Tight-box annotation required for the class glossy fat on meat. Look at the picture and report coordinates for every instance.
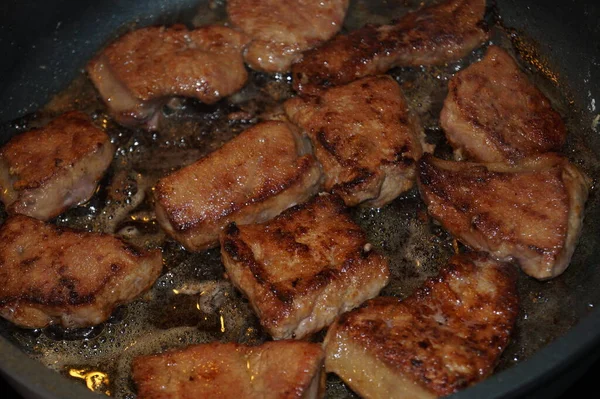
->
[132,341,325,399]
[0,215,162,329]
[87,25,249,129]
[220,193,389,340]
[154,121,322,252]
[324,252,518,399]
[227,0,348,72]
[292,0,488,94]
[417,153,591,280]
[0,111,114,221]
[440,45,566,162]
[285,75,426,207]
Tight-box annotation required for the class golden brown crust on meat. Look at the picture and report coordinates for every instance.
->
[285,75,425,207]
[440,45,566,162]
[132,340,325,399]
[227,0,348,72]
[292,0,488,94]
[220,193,389,339]
[0,215,162,328]
[0,111,114,220]
[324,252,518,398]
[417,153,591,279]
[87,25,249,127]
[154,121,322,252]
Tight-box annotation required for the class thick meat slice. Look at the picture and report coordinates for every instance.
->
[0,111,114,221]
[285,75,425,207]
[87,25,249,129]
[220,193,389,340]
[132,341,325,399]
[417,153,591,280]
[293,0,488,94]
[154,121,322,252]
[227,0,348,72]
[324,252,518,399]
[0,215,162,329]
[440,46,566,163]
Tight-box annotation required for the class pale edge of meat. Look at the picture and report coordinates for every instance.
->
[324,339,436,399]
[0,141,115,221]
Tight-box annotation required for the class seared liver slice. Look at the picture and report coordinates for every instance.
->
[285,75,426,207]
[227,0,348,72]
[0,111,114,221]
[154,121,322,252]
[441,45,566,163]
[220,193,389,339]
[324,252,518,399]
[0,215,162,329]
[133,340,325,399]
[292,0,488,94]
[87,25,249,129]
[417,153,590,280]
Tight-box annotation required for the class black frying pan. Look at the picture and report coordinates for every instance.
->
[0,0,599,398]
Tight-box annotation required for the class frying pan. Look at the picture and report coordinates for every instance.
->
[0,0,599,398]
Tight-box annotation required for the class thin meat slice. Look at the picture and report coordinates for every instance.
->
[132,341,325,399]
[220,193,389,340]
[285,75,426,207]
[417,153,591,280]
[87,25,249,129]
[0,215,162,329]
[292,0,488,94]
[227,0,348,72]
[440,45,566,162]
[154,121,322,252]
[0,111,114,221]
[324,252,518,399]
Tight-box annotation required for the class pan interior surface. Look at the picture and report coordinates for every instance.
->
[0,1,599,399]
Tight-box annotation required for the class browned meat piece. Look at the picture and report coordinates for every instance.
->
[227,0,348,72]
[440,46,566,163]
[285,75,426,207]
[417,153,591,280]
[154,121,322,252]
[220,193,389,340]
[292,0,488,94]
[0,215,162,329]
[132,340,325,399]
[324,252,518,399]
[0,111,114,221]
[87,25,249,129]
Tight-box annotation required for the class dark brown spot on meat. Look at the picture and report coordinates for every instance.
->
[19,256,40,268]
[225,222,240,237]
[222,238,240,261]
